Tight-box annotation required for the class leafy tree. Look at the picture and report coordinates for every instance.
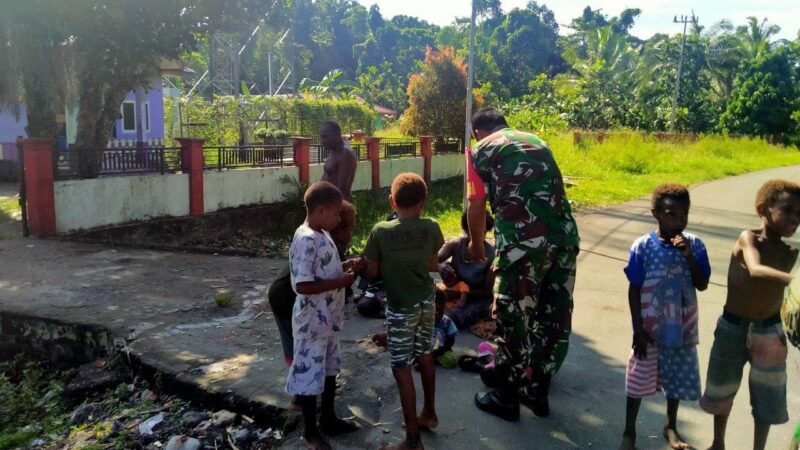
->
[299,69,357,99]
[719,46,798,138]
[401,47,480,139]
[704,20,748,102]
[490,2,564,98]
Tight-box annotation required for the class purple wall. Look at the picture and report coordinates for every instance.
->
[0,106,27,160]
[113,80,164,141]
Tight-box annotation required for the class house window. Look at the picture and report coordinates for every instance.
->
[122,101,136,132]
[120,101,151,132]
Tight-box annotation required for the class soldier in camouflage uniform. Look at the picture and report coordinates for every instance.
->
[466,108,579,421]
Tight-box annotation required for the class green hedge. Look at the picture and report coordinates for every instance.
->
[165,96,375,146]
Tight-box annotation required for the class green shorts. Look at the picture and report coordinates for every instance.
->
[386,293,435,369]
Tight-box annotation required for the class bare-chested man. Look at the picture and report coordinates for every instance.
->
[700,179,800,450]
[320,121,357,201]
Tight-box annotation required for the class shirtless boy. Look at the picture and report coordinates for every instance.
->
[700,179,800,450]
[320,121,357,200]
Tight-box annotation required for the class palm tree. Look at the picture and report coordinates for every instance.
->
[737,16,780,59]
[705,20,747,101]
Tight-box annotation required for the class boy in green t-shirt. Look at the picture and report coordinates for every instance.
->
[364,172,444,450]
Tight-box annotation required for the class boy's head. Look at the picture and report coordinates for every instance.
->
[390,172,427,213]
[435,293,445,323]
[304,181,343,231]
[755,179,800,237]
[460,211,494,235]
[330,201,356,246]
[651,183,690,239]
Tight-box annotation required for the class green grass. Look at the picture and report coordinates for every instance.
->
[350,178,464,253]
[0,196,20,223]
[546,132,800,209]
[349,133,800,251]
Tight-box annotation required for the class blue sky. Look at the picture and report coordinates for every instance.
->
[354,0,799,41]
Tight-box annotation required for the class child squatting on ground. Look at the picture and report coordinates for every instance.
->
[286,181,362,450]
[700,179,800,450]
[621,184,711,450]
[364,172,445,450]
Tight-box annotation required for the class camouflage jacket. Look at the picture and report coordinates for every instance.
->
[468,128,579,269]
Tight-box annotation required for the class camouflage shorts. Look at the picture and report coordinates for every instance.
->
[386,293,435,369]
[493,246,577,386]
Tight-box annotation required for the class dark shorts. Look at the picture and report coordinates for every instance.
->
[700,313,788,425]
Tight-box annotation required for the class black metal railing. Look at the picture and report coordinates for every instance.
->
[433,138,463,155]
[381,138,419,159]
[351,143,367,161]
[203,145,294,171]
[56,146,182,179]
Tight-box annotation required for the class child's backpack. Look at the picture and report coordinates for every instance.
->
[783,283,800,349]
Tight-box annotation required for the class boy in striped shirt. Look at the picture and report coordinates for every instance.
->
[620,184,711,450]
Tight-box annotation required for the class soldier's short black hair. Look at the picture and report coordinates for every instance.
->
[471,108,508,132]
[755,179,800,211]
[304,181,343,212]
[652,183,690,211]
[320,121,342,135]
[391,173,427,208]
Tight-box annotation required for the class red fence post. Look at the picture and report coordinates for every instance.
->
[366,137,382,193]
[292,137,311,186]
[177,138,204,216]
[419,136,433,186]
[21,139,57,237]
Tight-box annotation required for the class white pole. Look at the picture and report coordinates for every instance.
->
[463,0,477,208]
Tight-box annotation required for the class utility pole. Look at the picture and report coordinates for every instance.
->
[463,0,477,207]
[671,13,698,131]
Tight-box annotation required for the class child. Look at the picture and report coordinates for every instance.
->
[700,179,800,450]
[792,419,800,450]
[268,201,360,366]
[432,295,458,368]
[364,173,444,450]
[621,184,711,450]
[286,181,359,450]
[437,211,496,329]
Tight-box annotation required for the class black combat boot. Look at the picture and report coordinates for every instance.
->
[474,386,520,422]
[520,373,551,417]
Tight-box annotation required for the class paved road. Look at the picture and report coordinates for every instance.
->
[2,167,799,449]
[304,165,800,450]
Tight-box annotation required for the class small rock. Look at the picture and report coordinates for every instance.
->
[181,410,209,427]
[194,420,213,432]
[66,360,127,397]
[382,428,390,433]
[140,389,159,402]
[211,409,236,426]
[30,438,46,447]
[165,435,201,450]
[232,428,252,444]
[70,403,97,425]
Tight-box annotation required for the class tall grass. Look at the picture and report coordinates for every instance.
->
[545,133,800,208]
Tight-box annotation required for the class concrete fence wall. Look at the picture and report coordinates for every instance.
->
[22,135,466,235]
[204,166,299,214]
[55,174,190,232]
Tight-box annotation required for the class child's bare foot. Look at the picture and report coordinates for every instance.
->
[619,433,636,450]
[318,416,359,435]
[381,438,425,450]
[416,411,438,430]
[663,427,690,449]
[302,429,332,450]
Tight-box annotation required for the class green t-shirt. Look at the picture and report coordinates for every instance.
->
[364,217,444,310]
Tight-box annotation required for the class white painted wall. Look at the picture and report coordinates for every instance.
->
[54,174,189,232]
[379,157,425,187]
[308,161,372,192]
[431,154,464,181]
[204,166,299,213]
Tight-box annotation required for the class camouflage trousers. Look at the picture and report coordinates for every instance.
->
[492,246,577,387]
